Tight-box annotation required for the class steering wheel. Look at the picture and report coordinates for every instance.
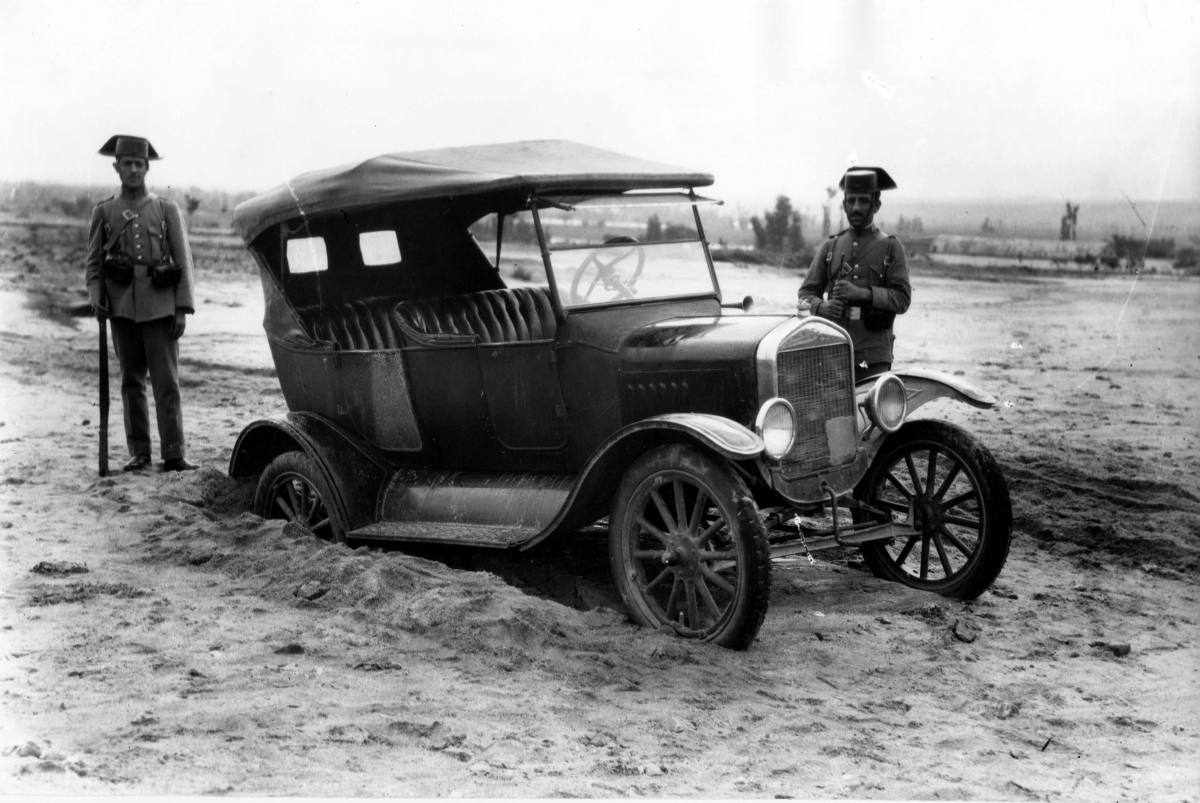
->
[569,237,646,304]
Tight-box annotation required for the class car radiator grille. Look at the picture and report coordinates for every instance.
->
[777,343,855,477]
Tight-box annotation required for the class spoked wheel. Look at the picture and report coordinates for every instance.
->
[855,420,1011,598]
[609,444,771,649]
[254,451,347,543]
[569,239,645,304]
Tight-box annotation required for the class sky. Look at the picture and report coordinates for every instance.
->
[2,0,1197,209]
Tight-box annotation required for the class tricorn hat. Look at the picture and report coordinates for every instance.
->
[98,135,161,160]
[839,166,897,193]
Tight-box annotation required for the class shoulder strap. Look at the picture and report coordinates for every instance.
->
[101,196,156,253]
[880,235,895,272]
[158,198,173,263]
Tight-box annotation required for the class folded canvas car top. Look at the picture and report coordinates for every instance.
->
[233,140,713,242]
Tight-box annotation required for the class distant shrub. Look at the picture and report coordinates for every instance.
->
[711,246,813,270]
[710,248,766,266]
[50,194,92,219]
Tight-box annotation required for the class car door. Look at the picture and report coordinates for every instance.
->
[479,340,567,451]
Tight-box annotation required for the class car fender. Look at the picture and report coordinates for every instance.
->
[522,413,763,549]
[620,413,765,458]
[850,370,998,469]
[228,413,390,531]
[889,368,998,413]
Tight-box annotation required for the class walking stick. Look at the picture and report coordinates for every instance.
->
[98,289,110,477]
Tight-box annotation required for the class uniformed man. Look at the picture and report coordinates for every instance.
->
[798,166,911,382]
[85,135,198,471]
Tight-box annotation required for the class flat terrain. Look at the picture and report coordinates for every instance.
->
[1,227,1197,799]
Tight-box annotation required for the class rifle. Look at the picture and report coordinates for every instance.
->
[97,278,110,477]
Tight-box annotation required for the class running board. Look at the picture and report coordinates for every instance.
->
[348,521,535,548]
[354,470,577,549]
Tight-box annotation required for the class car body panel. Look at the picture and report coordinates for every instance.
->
[269,340,424,452]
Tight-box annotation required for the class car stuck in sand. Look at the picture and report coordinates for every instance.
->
[227,140,1012,648]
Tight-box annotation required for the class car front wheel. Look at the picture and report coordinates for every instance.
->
[608,444,771,649]
[855,420,1012,599]
[254,451,347,543]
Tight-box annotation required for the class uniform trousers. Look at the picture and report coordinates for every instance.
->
[109,316,185,461]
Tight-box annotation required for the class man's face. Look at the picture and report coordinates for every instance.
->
[843,192,881,231]
[113,156,149,191]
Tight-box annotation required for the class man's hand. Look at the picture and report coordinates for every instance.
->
[832,280,872,305]
[93,301,110,320]
[821,298,847,318]
[170,311,187,340]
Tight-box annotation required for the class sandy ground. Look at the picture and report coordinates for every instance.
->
[0,227,1198,800]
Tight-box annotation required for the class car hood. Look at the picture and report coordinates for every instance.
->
[618,314,792,366]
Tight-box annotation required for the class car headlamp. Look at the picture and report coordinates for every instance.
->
[755,397,796,460]
[863,373,907,433]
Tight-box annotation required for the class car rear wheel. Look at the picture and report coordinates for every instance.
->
[608,444,771,649]
[254,451,347,543]
[855,420,1011,599]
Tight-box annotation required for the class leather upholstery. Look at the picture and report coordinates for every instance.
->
[299,287,557,350]
[303,297,403,350]
[395,288,557,344]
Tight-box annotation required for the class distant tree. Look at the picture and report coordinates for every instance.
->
[504,215,537,244]
[663,223,696,240]
[645,214,663,242]
[751,195,804,254]
[185,194,202,217]
[1060,202,1079,241]
[896,215,924,235]
[822,186,838,238]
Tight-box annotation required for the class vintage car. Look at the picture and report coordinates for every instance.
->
[228,140,1011,649]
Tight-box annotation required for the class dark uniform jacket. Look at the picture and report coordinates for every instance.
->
[85,193,195,322]
[798,225,911,365]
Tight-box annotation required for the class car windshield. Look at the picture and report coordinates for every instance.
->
[471,193,719,309]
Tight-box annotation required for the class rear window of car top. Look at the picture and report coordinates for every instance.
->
[359,231,402,266]
[285,237,328,274]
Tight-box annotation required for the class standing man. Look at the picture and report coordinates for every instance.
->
[85,135,198,471]
[798,166,911,382]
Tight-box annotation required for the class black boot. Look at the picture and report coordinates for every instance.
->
[163,458,199,472]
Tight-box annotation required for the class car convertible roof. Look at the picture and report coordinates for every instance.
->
[232,140,714,242]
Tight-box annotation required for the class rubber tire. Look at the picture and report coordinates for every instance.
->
[856,420,1012,599]
[608,444,771,649]
[253,451,347,543]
